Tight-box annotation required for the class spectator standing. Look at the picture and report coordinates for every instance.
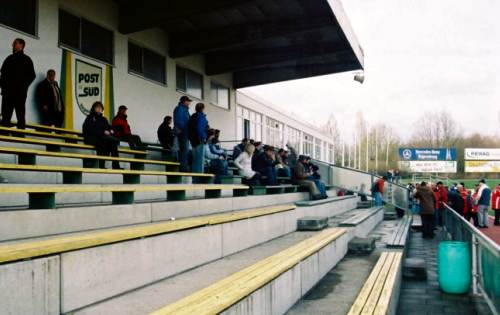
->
[253,145,278,185]
[447,186,465,216]
[112,105,143,149]
[173,96,192,171]
[234,143,261,185]
[188,103,208,177]
[157,115,174,150]
[0,38,36,129]
[475,179,491,228]
[492,184,500,226]
[468,185,480,227]
[394,169,401,184]
[36,69,64,127]
[372,176,386,206]
[82,101,121,169]
[436,181,448,226]
[414,182,436,239]
[292,155,321,200]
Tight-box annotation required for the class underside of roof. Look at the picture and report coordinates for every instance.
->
[116,0,364,88]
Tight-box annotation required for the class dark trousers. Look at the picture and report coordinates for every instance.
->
[40,110,64,128]
[178,133,189,172]
[494,209,500,225]
[1,94,26,129]
[466,212,479,227]
[421,214,435,239]
[260,167,277,186]
[119,134,143,149]
[94,136,120,169]
[242,172,261,186]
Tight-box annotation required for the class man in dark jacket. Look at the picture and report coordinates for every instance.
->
[82,101,121,169]
[232,138,248,160]
[36,69,64,127]
[447,188,465,216]
[188,103,208,176]
[414,182,436,239]
[253,146,278,186]
[173,96,192,171]
[111,105,143,149]
[0,38,36,129]
[157,115,174,150]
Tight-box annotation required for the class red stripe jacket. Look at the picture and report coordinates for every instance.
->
[492,188,500,210]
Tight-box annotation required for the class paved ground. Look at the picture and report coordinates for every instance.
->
[397,227,493,315]
[480,217,500,246]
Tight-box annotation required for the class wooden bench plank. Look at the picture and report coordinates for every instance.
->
[0,204,295,264]
[360,252,397,315]
[23,122,83,135]
[0,126,83,141]
[0,145,178,167]
[388,216,412,248]
[373,252,403,315]
[348,252,390,315]
[0,135,145,155]
[0,163,211,178]
[150,228,347,315]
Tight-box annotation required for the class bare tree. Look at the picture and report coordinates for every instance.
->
[410,110,462,147]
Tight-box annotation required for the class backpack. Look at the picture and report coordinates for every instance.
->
[188,113,201,147]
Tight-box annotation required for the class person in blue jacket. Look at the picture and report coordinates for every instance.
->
[188,103,209,179]
[173,96,192,171]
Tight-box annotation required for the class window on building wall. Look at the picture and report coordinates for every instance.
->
[266,117,283,148]
[0,0,37,36]
[315,139,322,160]
[176,65,203,99]
[237,106,262,141]
[128,42,166,84]
[59,9,114,64]
[210,82,230,109]
[286,127,301,152]
[303,133,313,156]
[329,144,335,163]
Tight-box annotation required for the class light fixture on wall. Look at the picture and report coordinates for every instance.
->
[354,72,365,84]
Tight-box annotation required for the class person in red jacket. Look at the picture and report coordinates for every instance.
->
[468,185,480,227]
[492,184,500,226]
[436,181,448,226]
[112,105,143,149]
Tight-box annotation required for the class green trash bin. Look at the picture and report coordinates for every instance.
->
[438,241,471,294]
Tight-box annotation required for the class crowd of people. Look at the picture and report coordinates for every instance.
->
[409,180,500,239]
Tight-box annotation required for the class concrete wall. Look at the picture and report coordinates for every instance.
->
[0,196,361,313]
[221,232,350,315]
[0,0,236,143]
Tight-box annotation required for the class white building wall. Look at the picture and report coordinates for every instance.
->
[0,0,236,143]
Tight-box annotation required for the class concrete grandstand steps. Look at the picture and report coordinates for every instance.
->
[329,206,386,238]
[72,228,350,315]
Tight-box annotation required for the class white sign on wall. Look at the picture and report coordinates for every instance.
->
[464,148,500,161]
[75,59,102,116]
[399,161,457,173]
[465,161,500,173]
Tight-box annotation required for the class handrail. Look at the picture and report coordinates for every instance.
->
[443,203,500,315]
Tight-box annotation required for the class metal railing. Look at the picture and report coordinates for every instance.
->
[312,160,411,211]
[443,204,500,315]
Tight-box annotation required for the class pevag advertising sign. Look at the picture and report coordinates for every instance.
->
[75,59,102,115]
[398,148,456,161]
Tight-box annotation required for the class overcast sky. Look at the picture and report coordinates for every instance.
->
[243,0,500,141]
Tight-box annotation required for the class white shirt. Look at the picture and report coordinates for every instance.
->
[234,151,256,179]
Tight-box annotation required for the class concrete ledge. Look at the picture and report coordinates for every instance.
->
[221,232,349,315]
[0,257,60,315]
[295,196,357,219]
[340,207,385,238]
[0,193,309,241]
[60,209,298,312]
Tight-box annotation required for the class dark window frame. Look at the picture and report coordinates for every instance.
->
[127,40,166,86]
[176,64,203,100]
[58,8,115,66]
[210,81,230,110]
[0,0,39,38]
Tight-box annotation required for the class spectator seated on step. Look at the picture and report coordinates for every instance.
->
[292,155,323,200]
[252,145,278,186]
[204,129,228,184]
[276,148,291,178]
[157,115,175,151]
[232,138,249,160]
[304,156,328,199]
[209,129,227,158]
[233,143,261,186]
[112,105,144,149]
[82,101,121,169]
